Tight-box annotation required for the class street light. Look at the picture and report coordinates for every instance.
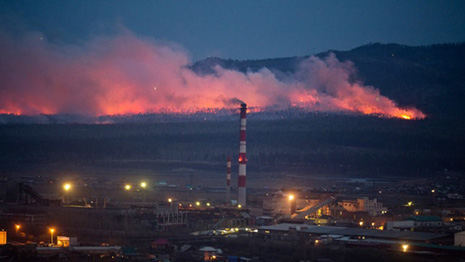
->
[15,224,20,237]
[63,183,71,204]
[124,184,132,191]
[49,228,55,245]
[63,183,71,191]
[140,182,148,204]
[402,244,409,252]
[288,194,296,215]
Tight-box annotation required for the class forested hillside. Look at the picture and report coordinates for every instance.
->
[1,115,464,178]
[193,43,465,118]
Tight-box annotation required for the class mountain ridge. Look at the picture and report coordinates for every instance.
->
[192,42,465,118]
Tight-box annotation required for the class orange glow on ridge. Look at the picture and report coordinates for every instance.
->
[0,31,426,120]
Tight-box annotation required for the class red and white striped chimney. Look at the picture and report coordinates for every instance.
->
[226,155,231,202]
[238,103,247,206]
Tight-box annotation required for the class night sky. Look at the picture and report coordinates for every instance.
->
[1,0,464,61]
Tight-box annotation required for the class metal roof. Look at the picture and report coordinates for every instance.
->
[259,223,449,241]
[406,216,442,222]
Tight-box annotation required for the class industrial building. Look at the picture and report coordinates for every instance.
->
[258,223,452,244]
[337,197,388,216]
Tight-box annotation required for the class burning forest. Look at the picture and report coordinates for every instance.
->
[0,29,425,120]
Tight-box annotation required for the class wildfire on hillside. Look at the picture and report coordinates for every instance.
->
[0,30,425,120]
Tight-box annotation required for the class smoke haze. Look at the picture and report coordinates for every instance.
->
[0,29,425,119]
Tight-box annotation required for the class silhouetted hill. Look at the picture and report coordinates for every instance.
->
[192,43,465,118]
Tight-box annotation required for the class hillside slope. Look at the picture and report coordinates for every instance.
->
[192,43,465,118]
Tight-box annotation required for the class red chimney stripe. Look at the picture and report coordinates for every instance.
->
[240,130,246,141]
[238,175,246,187]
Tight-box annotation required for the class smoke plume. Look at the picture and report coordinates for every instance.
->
[0,29,425,119]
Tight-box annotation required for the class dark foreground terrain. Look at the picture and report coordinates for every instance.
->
[1,114,464,181]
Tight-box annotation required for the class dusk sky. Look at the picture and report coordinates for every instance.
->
[1,0,464,61]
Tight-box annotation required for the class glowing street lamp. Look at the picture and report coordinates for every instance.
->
[139,182,148,204]
[288,194,296,215]
[63,183,71,204]
[49,228,55,245]
[238,204,242,209]
[15,224,20,236]
[63,183,71,191]
[124,184,132,191]
[402,244,409,252]
[196,201,200,206]
[168,198,173,211]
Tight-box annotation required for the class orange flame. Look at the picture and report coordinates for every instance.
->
[402,115,411,120]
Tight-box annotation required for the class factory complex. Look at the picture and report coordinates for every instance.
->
[1,103,465,261]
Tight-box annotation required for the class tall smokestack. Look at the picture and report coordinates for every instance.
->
[226,156,231,202]
[238,103,247,206]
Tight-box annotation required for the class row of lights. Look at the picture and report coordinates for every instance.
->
[14,224,56,245]
[61,181,150,192]
[177,201,213,207]
[124,182,147,191]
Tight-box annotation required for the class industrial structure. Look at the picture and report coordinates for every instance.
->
[237,103,247,206]
[226,156,231,202]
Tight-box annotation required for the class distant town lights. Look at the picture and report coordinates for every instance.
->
[124,184,131,190]
[140,182,147,188]
[288,194,294,201]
